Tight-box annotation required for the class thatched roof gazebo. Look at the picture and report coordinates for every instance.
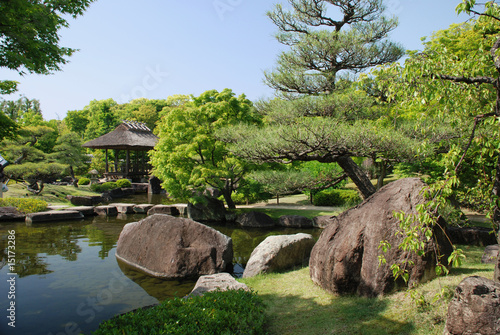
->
[83,121,158,182]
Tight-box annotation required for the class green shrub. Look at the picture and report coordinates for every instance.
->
[0,197,48,213]
[93,289,266,335]
[313,189,361,207]
[115,179,132,188]
[91,181,118,193]
[78,177,91,186]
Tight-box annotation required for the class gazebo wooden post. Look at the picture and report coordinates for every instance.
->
[126,150,130,178]
[114,150,119,172]
[105,149,109,174]
[141,151,145,173]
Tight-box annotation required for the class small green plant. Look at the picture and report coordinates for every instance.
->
[91,181,118,193]
[78,177,91,186]
[313,188,361,207]
[92,289,266,335]
[0,197,48,213]
[115,178,132,188]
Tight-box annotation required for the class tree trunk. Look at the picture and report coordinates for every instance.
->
[222,188,236,210]
[376,161,387,190]
[69,165,78,188]
[336,155,377,199]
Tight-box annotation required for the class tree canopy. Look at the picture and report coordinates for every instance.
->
[150,89,261,209]
[219,0,408,199]
[0,0,95,76]
[264,0,404,96]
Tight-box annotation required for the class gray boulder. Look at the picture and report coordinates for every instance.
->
[66,195,103,206]
[443,276,500,335]
[309,178,453,297]
[187,273,249,298]
[187,196,226,222]
[243,233,316,278]
[446,226,497,246]
[278,215,313,228]
[236,211,275,228]
[481,245,499,264]
[115,214,233,279]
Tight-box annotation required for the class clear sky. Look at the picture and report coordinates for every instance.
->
[0,0,472,121]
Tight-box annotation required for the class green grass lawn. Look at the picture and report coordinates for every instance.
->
[240,245,495,335]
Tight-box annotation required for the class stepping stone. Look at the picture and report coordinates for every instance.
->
[110,203,136,214]
[147,205,180,216]
[26,210,84,224]
[133,204,154,214]
[63,206,96,217]
[94,206,118,216]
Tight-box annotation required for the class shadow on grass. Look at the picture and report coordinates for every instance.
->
[259,292,414,335]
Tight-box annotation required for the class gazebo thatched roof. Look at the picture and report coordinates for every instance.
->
[83,121,158,151]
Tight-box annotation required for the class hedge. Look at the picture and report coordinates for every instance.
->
[313,189,361,207]
[93,289,266,335]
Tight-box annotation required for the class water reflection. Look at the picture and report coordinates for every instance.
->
[117,259,196,300]
[0,210,322,335]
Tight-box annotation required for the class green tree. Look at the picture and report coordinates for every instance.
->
[0,0,95,76]
[64,109,90,137]
[49,132,88,187]
[220,0,405,199]
[83,99,119,141]
[0,111,18,142]
[113,98,170,131]
[150,89,261,209]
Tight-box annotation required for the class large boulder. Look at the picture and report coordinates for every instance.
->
[243,233,316,278]
[443,276,500,335]
[66,195,104,206]
[187,273,249,298]
[278,215,313,228]
[115,214,233,279]
[236,211,275,228]
[446,226,497,246]
[309,178,453,297]
[187,196,226,222]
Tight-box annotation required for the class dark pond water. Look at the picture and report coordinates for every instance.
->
[0,202,321,335]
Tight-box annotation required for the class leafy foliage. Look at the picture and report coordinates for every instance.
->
[0,197,48,213]
[151,89,261,209]
[77,177,91,186]
[0,0,95,75]
[93,289,266,335]
[90,181,117,193]
[312,188,361,207]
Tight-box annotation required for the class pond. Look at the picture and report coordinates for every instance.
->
[0,207,322,335]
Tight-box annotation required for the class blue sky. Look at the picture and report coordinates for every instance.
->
[0,0,471,121]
